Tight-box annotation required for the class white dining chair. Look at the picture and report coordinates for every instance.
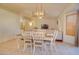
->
[16,33,24,51]
[44,30,58,53]
[33,32,45,54]
[22,31,33,52]
[50,30,58,52]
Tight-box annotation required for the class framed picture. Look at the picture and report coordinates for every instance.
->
[41,24,49,29]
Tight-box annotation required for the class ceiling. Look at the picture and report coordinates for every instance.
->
[0,3,72,19]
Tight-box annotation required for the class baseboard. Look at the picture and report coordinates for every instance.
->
[0,36,15,43]
[55,39,63,42]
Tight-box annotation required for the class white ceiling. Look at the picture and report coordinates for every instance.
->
[0,3,72,19]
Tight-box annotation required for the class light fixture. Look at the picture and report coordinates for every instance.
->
[33,4,44,19]
[29,22,32,26]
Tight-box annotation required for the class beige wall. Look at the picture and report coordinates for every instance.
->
[0,8,20,43]
[32,18,58,29]
[22,17,58,30]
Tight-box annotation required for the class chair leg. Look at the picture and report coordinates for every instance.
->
[23,41,26,51]
[33,46,35,55]
[42,42,46,53]
[52,43,57,52]
[51,43,57,53]
[42,44,44,55]
[50,42,53,54]
[17,39,24,51]
[30,45,33,53]
[16,39,20,49]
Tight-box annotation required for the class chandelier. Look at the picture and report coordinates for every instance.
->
[33,4,44,19]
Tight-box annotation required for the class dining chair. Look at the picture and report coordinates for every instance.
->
[22,31,33,52]
[50,30,58,52]
[16,33,24,51]
[44,30,58,53]
[33,32,45,54]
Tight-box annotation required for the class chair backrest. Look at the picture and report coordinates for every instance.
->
[22,31,32,39]
[33,32,45,40]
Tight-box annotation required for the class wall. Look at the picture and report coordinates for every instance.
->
[58,4,79,45]
[31,18,58,30]
[0,8,20,43]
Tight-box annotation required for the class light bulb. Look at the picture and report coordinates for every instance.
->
[29,22,32,26]
[39,16,42,19]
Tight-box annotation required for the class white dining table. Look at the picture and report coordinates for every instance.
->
[22,30,54,41]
